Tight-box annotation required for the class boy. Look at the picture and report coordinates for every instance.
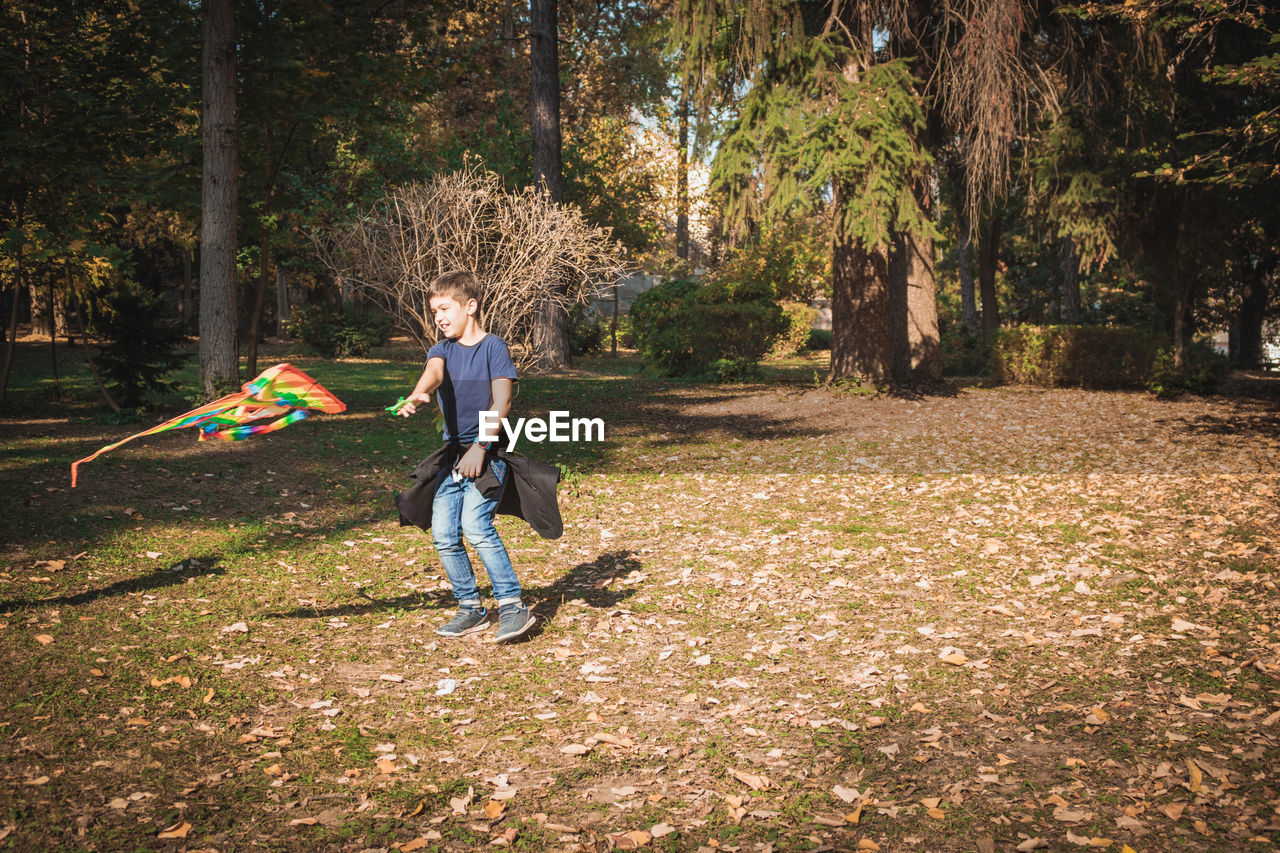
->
[397,270,536,643]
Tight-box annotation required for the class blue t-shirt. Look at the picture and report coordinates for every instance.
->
[426,334,518,443]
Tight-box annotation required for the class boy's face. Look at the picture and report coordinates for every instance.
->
[429,294,477,339]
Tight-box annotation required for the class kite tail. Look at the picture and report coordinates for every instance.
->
[202,409,309,441]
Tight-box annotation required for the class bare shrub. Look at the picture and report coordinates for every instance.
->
[317,167,625,370]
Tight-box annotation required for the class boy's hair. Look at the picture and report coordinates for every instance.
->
[428,270,483,308]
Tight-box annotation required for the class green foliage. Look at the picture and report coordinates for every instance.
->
[1029,110,1119,272]
[940,327,991,377]
[1148,339,1230,397]
[712,48,933,250]
[714,219,831,302]
[568,306,608,357]
[770,303,816,358]
[284,304,391,358]
[630,278,786,379]
[564,115,665,257]
[805,328,832,350]
[991,325,1166,389]
[88,280,189,408]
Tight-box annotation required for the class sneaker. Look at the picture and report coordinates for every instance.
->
[494,603,536,643]
[436,606,492,637]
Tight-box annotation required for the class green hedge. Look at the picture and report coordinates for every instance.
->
[991,325,1228,393]
[770,302,817,357]
[992,326,1164,389]
[631,278,786,380]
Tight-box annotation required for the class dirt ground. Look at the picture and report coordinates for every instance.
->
[1,360,1278,852]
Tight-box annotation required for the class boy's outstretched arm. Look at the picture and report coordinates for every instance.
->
[454,377,513,477]
[397,357,445,418]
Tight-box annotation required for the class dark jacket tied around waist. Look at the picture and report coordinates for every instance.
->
[395,443,564,540]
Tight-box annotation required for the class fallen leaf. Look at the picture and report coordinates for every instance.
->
[833,785,859,803]
[729,768,770,790]
[221,622,248,634]
[483,799,506,819]
[379,674,404,683]
[449,786,474,815]
[34,634,53,646]
[857,840,880,851]
[1160,801,1187,820]
[612,830,651,848]
[1054,807,1091,822]
[375,759,397,774]
[909,702,929,713]
[490,827,518,846]
[1016,840,1048,851]
[157,821,191,839]
[650,822,676,838]
[24,776,49,786]
[1186,758,1203,794]
[289,817,318,826]
[401,838,432,852]
[560,743,592,755]
[939,651,968,666]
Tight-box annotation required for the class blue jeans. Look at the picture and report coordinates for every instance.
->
[431,457,521,607]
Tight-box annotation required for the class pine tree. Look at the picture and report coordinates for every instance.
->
[673,1,934,384]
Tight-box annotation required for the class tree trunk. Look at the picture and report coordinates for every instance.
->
[48,275,60,396]
[1,193,25,404]
[199,0,239,398]
[890,233,910,382]
[275,266,289,336]
[530,0,569,370]
[903,229,941,381]
[246,230,270,377]
[957,214,978,333]
[830,199,893,384]
[1060,237,1081,323]
[1173,281,1190,370]
[978,207,1002,339]
[68,286,120,413]
[29,283,50,338]
[676,77,690,262]
[610,280,619,357]
[180,248,193,327]
[1234,251,1274,370]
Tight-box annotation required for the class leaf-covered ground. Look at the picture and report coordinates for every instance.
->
[1,342,1278,852]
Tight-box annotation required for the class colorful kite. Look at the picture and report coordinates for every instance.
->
[71,363,346,487]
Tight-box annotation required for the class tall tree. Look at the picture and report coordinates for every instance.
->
[675,76,691,263]
[199,0,239,396]
[674,1,934,384]
[530,0,570,370]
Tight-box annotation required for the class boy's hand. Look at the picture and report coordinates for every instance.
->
[454,443,487,478]
[396,392,432,417]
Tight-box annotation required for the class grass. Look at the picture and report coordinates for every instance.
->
[0,337,1278,850]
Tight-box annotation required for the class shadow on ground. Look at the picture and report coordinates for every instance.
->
[260,550,640,632]
[0,556,225,613]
